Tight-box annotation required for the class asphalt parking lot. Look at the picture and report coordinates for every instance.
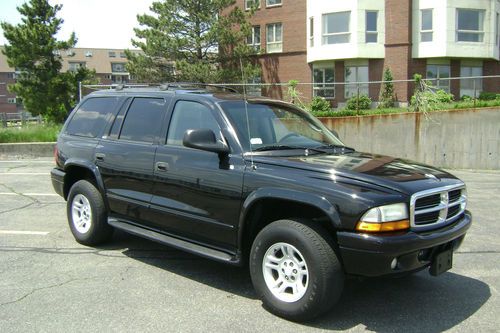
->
[0,158,499,332]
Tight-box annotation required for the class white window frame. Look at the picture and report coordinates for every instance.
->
[456,9,485,43]
[266,0,281,7]
[309,17,314,47]
[421,9,433,42]
[7,98,16,104]
[111,63,126,73]
[322,11,351,45]
[426,64,451,92]
[365,11,378,43]
[247,26,261,51]
[345,66,369,98]
[68,62,86,72]
[266,23,283,53]
[108,51,116,58]
[313,66,335,99]
[245,0,260,10]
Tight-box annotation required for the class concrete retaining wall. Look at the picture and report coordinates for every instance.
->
[319,107,500,170]
[0,142,55,158]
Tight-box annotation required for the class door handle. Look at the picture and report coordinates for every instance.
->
[155,162,169,172]
[95,153,106,161]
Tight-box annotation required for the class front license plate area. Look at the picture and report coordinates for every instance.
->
[430,249,453,276]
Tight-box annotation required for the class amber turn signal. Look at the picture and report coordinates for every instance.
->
[356,220,410,233]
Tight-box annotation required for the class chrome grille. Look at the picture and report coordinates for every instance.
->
[410,185,467,231]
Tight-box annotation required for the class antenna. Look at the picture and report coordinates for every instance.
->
[239,58,255,170]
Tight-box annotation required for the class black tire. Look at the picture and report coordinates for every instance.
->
[250,219,344,322]
[67,180,113,246]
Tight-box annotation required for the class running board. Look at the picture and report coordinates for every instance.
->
[108,219,239,265]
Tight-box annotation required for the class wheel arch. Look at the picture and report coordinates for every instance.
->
[63,159,106,201]
[238,188,342,262]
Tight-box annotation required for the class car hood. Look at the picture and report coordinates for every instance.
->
[249,151,464,194]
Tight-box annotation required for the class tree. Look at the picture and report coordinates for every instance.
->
[378,67,396,108]
[1,0,95,123]
[126,0,260,84]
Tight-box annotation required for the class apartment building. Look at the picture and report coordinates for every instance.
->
[238,0,500,105]
[0,47,134,114]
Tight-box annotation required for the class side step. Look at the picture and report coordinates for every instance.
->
[108,219,239,265]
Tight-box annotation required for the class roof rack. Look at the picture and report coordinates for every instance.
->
[82,82,239,93]
[160,82,239,93]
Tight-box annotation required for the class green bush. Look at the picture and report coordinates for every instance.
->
[346,95,372,110]
[478,91,500,100]
[435,89,454,103]
[308,96,332,113]
[0,124,61,143]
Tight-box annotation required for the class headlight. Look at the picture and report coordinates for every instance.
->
[356,203,410,233]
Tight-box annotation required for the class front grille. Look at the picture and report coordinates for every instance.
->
[410,185,467,231]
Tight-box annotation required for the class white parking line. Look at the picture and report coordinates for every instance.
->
[0,230,49,235]
[0,173,48,175]
[0,192,58,196]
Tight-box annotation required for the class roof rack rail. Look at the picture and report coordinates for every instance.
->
[161,82,239,93]
[82,82,239,94]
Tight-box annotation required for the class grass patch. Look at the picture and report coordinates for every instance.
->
[311,98,500,118]
[0,124,61,143]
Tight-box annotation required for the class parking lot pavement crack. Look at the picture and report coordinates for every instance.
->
[0,277,97,307]
[0,181,41,215]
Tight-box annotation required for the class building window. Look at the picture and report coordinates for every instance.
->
[322,12,350,44]
[365,11,378,43]
[247,26,261,51]
[345,66,369,98]
[108,51,116,58]
[120,52,126,58]
[111,63,127,73]
[246,75,262,96]
[266,23,283,53]
[111,75,128,84]
[313,67,335,99]
[421,9,433,42]
[457,9,485,42]
[85,51,93,57]
[426,64,450,92]
[68,62,86,72]
[66,50,75,57]
[245,0,260,10]
[460,66,482,98]
[7,98,16,104]
[309,17,314,47]
[266,0,281,7]
[7,73,17,79]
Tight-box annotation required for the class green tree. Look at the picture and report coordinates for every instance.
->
[1,0,95,123]
[126,0,260,83]
[378,67,396,108]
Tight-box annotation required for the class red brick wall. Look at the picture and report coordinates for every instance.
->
[483,60,500,93]
[0,72,18,114]
[450,59,461,99]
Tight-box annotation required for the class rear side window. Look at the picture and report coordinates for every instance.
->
[119,98,167,143]
[65,97,119,138]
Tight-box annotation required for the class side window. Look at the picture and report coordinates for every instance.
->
[166,101,222,146]
[119,98,167,143]
[65,97,119,138]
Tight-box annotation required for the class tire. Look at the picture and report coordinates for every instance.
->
[250,219,344,322]
[67,180,113,246]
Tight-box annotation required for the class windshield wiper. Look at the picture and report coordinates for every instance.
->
[314,144,355,152]
[253,145,325,154]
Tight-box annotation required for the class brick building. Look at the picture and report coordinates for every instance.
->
[0,47,136,114]
[236,0,500,105]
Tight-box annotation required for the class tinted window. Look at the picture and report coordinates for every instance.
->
[166,101,222,146]
[65,97,119,138]
[119,98,167,143]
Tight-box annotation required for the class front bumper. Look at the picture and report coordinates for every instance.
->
[337,211,472,277]
[51,168,65,198]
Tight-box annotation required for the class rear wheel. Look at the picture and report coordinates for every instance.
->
[67,180,113,246]
[250,219,344,321]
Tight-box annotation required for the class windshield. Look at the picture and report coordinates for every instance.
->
[219,101,345,152]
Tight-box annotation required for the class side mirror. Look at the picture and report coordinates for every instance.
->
[183,128,230,154]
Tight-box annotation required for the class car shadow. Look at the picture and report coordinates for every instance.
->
[107,231,491,331]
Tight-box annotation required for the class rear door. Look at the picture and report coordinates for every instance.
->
[96,96,170,224]
[148,98,245,252]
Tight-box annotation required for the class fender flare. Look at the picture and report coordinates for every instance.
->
[63,159,106,199]
[237,187,342,249]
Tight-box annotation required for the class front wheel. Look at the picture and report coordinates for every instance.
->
[250,219,344,321]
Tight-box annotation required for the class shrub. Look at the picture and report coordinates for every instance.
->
[478,91,500,100]
[378,68,396,108]
[460,95,472,101]
[308,96,332,113]
[346,95,372,110]
[435,89,454,103]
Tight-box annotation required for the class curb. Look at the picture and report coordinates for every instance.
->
[0,142,56,158]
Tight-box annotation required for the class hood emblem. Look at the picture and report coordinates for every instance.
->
[425,173,438,180]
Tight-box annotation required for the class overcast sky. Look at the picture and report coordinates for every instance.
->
[0,0,155,49]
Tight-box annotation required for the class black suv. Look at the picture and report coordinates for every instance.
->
[51,86,471,321]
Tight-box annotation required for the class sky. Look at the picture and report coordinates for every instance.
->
[0,0,155,49]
